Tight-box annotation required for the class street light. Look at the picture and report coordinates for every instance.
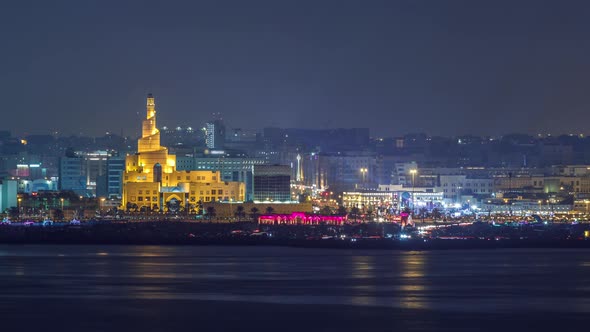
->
[359,168,368,188]
[409,169,417,214]
[229,198,234,221]
[60,198,64,210]
[17,197,22,220]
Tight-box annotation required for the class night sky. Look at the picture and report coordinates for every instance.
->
[2,0,590,137]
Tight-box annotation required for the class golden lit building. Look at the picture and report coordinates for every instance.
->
[122,94,245,211]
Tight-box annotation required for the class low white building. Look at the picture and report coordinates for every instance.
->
[0,180,18,212]
[437,175,494,201]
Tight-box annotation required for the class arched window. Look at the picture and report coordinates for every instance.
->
[153,163,162,183]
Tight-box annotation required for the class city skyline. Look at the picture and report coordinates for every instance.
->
[3,3,590,331]
[2,0,590,137]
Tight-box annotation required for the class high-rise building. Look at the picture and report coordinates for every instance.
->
[253,165,292,202]
[122,94,244,211]
[107,156,125,199]
[205,119,226,150]
[59,157,86,195]
[59,150,110,197]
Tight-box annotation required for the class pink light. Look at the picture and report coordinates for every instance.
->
[258,212,346,225]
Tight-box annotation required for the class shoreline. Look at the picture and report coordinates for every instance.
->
[1,236,589,250]
[1,221,589,250]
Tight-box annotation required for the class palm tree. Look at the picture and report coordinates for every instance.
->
[265,206,275,214]
[432,208,442,220]
[196,200,203,215]
[320,206,333,215]
[235,205,245,221]
[250,207,260,220]
[419,207,428,223]
[206,206,216,221]
[7,207,19,220]
[54,208,64,220]
[349,207,361,222]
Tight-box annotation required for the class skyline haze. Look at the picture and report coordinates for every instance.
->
[2,0,590,137]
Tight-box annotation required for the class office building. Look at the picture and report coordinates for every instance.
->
[205,119,226,150]
[253,165,291,202]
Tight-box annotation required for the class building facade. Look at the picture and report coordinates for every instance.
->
[59,150,110,197]
[0,179,17,212]
[253,165,291,202]
[176,155,266,201]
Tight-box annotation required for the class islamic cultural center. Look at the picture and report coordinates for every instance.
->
[122,94,245,211]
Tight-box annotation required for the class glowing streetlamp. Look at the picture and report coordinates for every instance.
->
[409,169,417,214]
[17,197,22,220]
[359,168,368,188]
[229,198,234,221]
[60,198,64,211]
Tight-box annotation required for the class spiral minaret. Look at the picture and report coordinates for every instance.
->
[138,93,164,153]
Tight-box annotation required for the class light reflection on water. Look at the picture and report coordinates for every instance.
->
[398,252,428,310]
[0,246,590,313]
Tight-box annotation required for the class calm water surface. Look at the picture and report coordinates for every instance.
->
[0,245,589,331]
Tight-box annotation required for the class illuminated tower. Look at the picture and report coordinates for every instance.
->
[122,94,244,211]
[296,154,302,182]
[138,93,163,153]
[125,94,175,175]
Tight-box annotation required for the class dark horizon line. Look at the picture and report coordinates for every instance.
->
[3,127,588,140]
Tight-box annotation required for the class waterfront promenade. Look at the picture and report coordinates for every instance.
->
[1,220,589,249]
